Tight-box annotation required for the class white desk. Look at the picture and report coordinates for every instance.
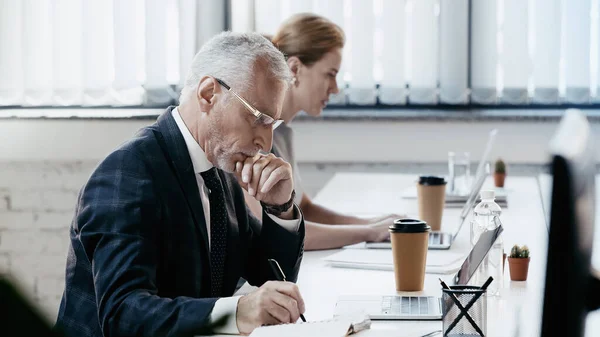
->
[292,174,545,336]
[209,173,600,336]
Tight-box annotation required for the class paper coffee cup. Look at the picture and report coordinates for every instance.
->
[416,175,446,231]
[389,219,431,291]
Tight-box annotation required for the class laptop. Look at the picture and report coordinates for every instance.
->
[364,129,498,250]
[334,225,504,320]
[399,129,505,208]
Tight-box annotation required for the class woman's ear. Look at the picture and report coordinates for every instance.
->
[287,56,302,77]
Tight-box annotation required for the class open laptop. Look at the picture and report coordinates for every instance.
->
[400,129,505,207]
[364,129,498,250]
[334,225,503,320]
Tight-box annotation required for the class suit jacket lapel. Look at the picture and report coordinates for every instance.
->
[155,107,210,261]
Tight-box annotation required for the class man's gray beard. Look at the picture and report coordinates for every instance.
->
[215,153,235,173]
[208,130,258,173]
[206,122,234,172]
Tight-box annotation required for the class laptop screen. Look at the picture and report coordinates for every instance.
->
[454,225,504,285]
[458,129,498,221]
[453,170,489,239]
[451,129,498,239]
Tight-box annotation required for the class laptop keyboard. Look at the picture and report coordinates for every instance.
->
[381,296,437,316]
[429,232,443,245]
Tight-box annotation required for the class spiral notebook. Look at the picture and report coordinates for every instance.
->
[248,315,371,337]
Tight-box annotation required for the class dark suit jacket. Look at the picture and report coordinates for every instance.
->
[55,107,305,337]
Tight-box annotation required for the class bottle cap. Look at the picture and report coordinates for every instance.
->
[480,190,495,200]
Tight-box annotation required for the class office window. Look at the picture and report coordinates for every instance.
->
[0,0,226,108]
[246,0,600,106]
[1,0,599,109]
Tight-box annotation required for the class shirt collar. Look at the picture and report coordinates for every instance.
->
[171,107,214,174]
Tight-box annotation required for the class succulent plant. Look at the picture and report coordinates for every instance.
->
[495,158,506,174]
[509,244,530,258]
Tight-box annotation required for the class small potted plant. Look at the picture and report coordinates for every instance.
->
[494,158,506,188]
[508,244,530,281]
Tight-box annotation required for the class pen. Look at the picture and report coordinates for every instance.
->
[480,276,494,290]
[268,259,307,322]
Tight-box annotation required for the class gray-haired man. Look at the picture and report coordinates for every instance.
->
[55,32,306,337]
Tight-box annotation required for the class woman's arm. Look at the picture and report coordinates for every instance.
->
[299,193,406,225]
[243,190,393,251]
[298,193,371,224]
[302,221,390,250]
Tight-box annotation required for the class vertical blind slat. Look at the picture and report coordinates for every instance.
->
[22,0,53,106]
[82,0,113,106]
[379,0,407,105]
[501,0,530,104]
[471,0,498,104]
[408,0,439,104]
[0,0,24,105]
[114,0,144,106]
[347,0,376,105]
[595,0,600,101]
[564,0,592,103]
[439,0,468,104]
[533,0,561,103]
[145,0,173,105]
[255,0,282,34]
[53,0,83,106]
[231,0,255,32]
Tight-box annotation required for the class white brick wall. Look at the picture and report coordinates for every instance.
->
[0,189,9,211]
[0,252,10,272]
[0,161,95,322]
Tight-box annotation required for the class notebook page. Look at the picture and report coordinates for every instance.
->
[248,319,350,337]
[249,316,370,337]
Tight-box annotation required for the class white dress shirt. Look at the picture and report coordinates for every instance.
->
[171,107,301,334]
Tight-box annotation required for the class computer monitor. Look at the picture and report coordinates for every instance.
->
[540,109,600,337]
[0,275,62,336]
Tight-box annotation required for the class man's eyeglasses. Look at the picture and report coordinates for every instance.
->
[216,78,284,130]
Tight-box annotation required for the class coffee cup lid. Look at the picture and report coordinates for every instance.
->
[418,175,447,186]
[389,219,431,233]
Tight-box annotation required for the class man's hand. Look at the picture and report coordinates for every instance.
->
[236,281,306,335]
[235,153,294,206]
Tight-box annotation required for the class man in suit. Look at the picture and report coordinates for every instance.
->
[55,32,306,337]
